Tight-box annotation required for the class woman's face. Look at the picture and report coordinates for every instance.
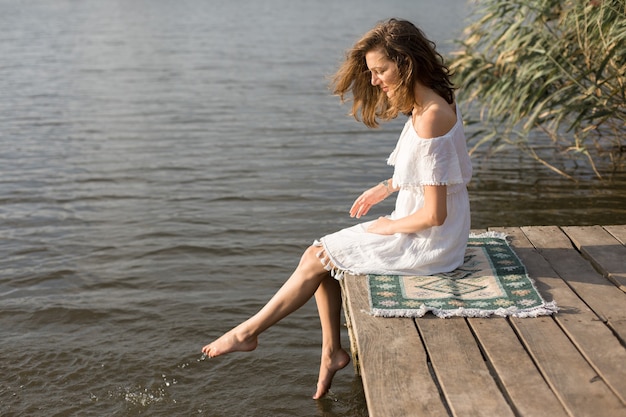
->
[365,49,400,97]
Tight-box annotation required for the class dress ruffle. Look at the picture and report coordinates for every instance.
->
[387,110,466,191]
[313,240,349,280]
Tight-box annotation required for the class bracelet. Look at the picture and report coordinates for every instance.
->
[381,179,392,195]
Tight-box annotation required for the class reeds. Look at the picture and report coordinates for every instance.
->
[451,0,625,179]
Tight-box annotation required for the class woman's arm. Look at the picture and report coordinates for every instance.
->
[367,184,447,234]
[350,178,398,219]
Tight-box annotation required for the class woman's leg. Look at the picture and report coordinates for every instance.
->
[312,274,351,399]
[202,245,330,358]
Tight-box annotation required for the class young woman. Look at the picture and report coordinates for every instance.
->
[202,18,472,400]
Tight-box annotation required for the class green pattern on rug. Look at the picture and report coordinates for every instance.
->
[368,233,558,318]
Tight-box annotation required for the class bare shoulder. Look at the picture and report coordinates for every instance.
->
[413,102,457,139]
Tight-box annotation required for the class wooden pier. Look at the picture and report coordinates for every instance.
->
[340,225,626,417]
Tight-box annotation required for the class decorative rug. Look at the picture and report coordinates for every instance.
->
[368,233,558,318]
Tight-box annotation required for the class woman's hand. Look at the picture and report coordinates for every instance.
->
[349,182,392,219]
[366,216,395,235]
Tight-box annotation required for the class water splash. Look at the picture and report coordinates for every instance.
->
[123,386,166,407]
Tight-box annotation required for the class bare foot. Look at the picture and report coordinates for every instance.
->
[202,327,258,358]
[312,348,351,399]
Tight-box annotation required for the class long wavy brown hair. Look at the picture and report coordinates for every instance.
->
[332,18,455,128]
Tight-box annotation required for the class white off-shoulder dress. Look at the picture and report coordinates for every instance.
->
[315,104,472,279]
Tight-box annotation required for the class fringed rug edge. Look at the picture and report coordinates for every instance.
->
[369,300,559,319]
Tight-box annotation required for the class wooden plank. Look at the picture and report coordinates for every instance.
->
[341,274,448,417]
[417,316,515,417]
[494,227,626,416]
[521,226,626,405]
[562,225,626,292]
[512,315,626,417]
[605,225,626,246]
[467,317,569,417]
[340,280,360,375]
[522,225,626,344]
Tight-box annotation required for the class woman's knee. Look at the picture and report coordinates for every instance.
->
[300,245,327,273]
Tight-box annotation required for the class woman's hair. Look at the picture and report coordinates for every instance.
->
[332,18,455,128]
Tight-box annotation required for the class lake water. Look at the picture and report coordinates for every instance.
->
[1,0,625,416]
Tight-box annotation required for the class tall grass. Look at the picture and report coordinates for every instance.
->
[451,0,625,179]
